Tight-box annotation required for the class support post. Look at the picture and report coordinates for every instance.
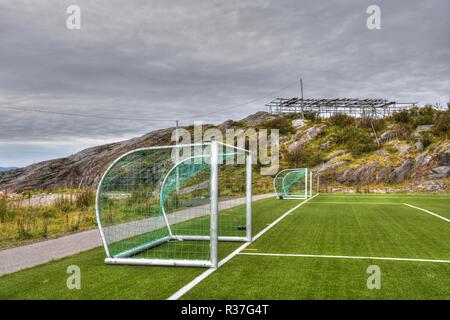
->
[246,151,252,242]
[317,174,320,193]
[210,140,219,268]
[310,170,313,198]
[304,168,308,199]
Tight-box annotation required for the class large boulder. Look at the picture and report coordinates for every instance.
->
[292,119,307,129]
[434,143,450,166]
[389,159,414,183]
[429,166,450,179]
[413,125,433,138]
[336,161,380,184]
[288,125,324,152]
[378,129,402,143]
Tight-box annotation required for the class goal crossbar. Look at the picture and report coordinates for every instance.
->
[96,141,252,268]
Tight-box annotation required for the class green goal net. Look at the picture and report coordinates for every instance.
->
[273,168,315,199]
[95,141,252,268]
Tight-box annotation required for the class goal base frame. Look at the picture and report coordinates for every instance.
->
[105,257,214,268]
[96,141,253,269]
[107,234,250,268]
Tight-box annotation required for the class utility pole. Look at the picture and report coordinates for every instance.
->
[299,77,305,119]
[300,78,304,100]
[175,120,180,194]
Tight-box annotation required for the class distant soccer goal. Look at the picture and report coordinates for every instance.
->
[95,141,252,268]
[273,168,317,199]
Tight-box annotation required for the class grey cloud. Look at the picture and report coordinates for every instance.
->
[0,0,448,166]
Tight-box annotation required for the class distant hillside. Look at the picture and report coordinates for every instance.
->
[0,107,449,193]
[0,112,271,191]
[0,167,18,172]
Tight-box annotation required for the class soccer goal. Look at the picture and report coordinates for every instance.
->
[95,141,252,268]
[273,168,316,199]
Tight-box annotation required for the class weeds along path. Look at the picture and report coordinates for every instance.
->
[0,193,275,276]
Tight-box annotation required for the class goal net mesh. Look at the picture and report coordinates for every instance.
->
[274,168,308,199]
[96,143,250,266]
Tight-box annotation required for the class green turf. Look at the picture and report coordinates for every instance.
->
[0,197,296,300]
[253,200,450,259]
[183,255,450,299]
[183,194,450,299]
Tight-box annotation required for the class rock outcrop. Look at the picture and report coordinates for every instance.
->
[316,141,449,192]
[1,111,449,193]
[288,125,324,152]
[0,128,174,191]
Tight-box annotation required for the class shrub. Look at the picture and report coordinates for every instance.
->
[16,214,33,240]
[420,131,433,149]
[358,118,386,132]
[258,116,295,134]
[334,126,377,155]
[327,113,355,127]
[40,209,53,239]
[413,105,434,127]
[433,111,450,138]
[75,189,95,209]
[54,196,74,213]
[284,144,324,168]
[0,193,7,223]
[393,110,412,124]
[303,111,319,121]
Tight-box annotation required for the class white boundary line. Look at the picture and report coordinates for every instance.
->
[238,252,450,263]
[318,195,450,199]
[404,203,450,223]
[307,202,403,205]
[166,194,319,300]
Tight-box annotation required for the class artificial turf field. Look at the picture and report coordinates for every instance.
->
[0,194,449,300]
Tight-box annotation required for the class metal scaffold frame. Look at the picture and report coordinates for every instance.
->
[266,98,416,119]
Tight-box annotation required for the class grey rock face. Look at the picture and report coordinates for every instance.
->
[415,141,424,152]
[413,125,433,138]
[288,125,324,152]
[429,166,450,179]
[240,111,274,127]
[436,149,450,166]
[324,150,348,162]
[378,129,401,143]
[0,128,174,191]
[292,119,307,129]
[390,159,414,183]
[336,161,380,184]
[398,145,414,156]
[316,159,350,173]
[415,151,432,166]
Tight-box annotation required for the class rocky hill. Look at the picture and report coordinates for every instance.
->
[0,108,449,193]
[0,112,273,192]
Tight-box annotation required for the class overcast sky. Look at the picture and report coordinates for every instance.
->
[0,0,449,167]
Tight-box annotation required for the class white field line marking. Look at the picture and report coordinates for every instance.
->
[319,195,450,199]
[238,252,450,264]
[404,203,450,223]
[307,202,403,205]
[167,194,319,300]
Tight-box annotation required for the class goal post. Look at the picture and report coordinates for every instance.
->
[273,168,315,199]
[95,141,252,268]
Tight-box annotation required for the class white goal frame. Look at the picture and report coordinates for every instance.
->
[95,141,252,268]
[273,168,314,200]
